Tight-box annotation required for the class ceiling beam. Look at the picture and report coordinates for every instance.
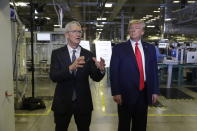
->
[108,0,128,21]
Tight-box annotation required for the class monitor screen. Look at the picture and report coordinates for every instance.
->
[158,43,168,48]
[37,33,51,41]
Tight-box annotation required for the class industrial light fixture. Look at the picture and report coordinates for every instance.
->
[9,2,29,7]
[165,18,172,21]
[96,29,103,31]
[173,1,180,3]
[25,28,29,32]
[54,25,61,27]
[147,25,155,28]
[45,17,51,20]
[34,10,38,14]
[153,10,160,13]
[97,18,107,21]
[188,1,196,3]
[96,24,104,27]
[146,15,153,17]
[105,3,113,8]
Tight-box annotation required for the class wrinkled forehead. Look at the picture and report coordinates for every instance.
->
[69,25,81,30]
[130,23,142,28]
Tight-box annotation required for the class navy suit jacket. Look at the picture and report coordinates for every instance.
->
[110,40,160,105]
[50,45,105,114]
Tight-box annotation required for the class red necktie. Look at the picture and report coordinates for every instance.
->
[135,42,144,90]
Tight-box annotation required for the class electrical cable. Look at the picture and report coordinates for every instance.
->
[10,0,23,25]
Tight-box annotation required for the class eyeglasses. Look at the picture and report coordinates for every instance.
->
[129,27,143,30]
[68,30,83,34]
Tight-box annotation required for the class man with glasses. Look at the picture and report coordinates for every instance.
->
[50,21,105,131]
[110,19,160,131]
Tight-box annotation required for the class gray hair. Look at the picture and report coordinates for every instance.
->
[64,21,81,32]
[128,19,145,31]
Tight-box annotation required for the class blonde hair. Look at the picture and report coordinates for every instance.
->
[128,19,145,30]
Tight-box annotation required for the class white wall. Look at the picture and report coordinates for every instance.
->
[0,0,15,131]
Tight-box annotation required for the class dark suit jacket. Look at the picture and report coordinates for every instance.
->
[50,45,105,114]
[110,40,160,105]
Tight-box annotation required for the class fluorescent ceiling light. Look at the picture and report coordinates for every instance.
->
[34,16,38,19]
[54,25,61,27]
[153,10,160,13]
[165,18,172,21]
[105,3,113,8]
[45,17,51,20]
[146,15,153,17]
[10,2,29,7]
[35,10,38,14]
[96,25,104,27]
[96,29,103,31]
[188,1,196,3]
[147,25,155,28]
[101,22,107,24]
[97,18,107,21]
[25,28,29,32]
[148,36,160,40]
[173,1,180,3]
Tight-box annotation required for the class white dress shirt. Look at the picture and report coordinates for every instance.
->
[67,44,81,73]
[130,39,146,81]
[67,44,81,61]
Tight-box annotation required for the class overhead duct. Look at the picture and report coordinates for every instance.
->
[67,0,82,21]
[52,0,82,22]
[172,3,197,25]
[164,23,197,34]
[108,0,128,21]
[164,0,197,34]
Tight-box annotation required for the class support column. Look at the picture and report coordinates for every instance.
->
[0,0,15,131]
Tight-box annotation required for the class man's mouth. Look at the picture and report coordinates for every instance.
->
[76,38,81,40]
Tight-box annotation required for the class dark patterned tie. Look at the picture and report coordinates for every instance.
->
[72,49,77,101]
[72,50,77,75]
[72,50,76,63]
[135,42,144,90]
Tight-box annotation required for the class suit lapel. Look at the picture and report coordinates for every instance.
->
[126,40,139,71]
[142,42,149,75]
[76,46,87,75]
[80,47,86,57]
[60,45,71,66]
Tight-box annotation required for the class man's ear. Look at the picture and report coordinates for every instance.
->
[64,32,68,38]
[141,30,145,36]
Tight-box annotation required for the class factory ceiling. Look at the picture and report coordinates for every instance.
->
[11,0,197,41]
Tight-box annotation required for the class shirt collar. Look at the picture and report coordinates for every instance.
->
[67,44,81,54]
[130,39,142,46]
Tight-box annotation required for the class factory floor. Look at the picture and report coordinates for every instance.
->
[15,74,197,131]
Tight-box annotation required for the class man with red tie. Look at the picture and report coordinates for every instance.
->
[110,19,160,131]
